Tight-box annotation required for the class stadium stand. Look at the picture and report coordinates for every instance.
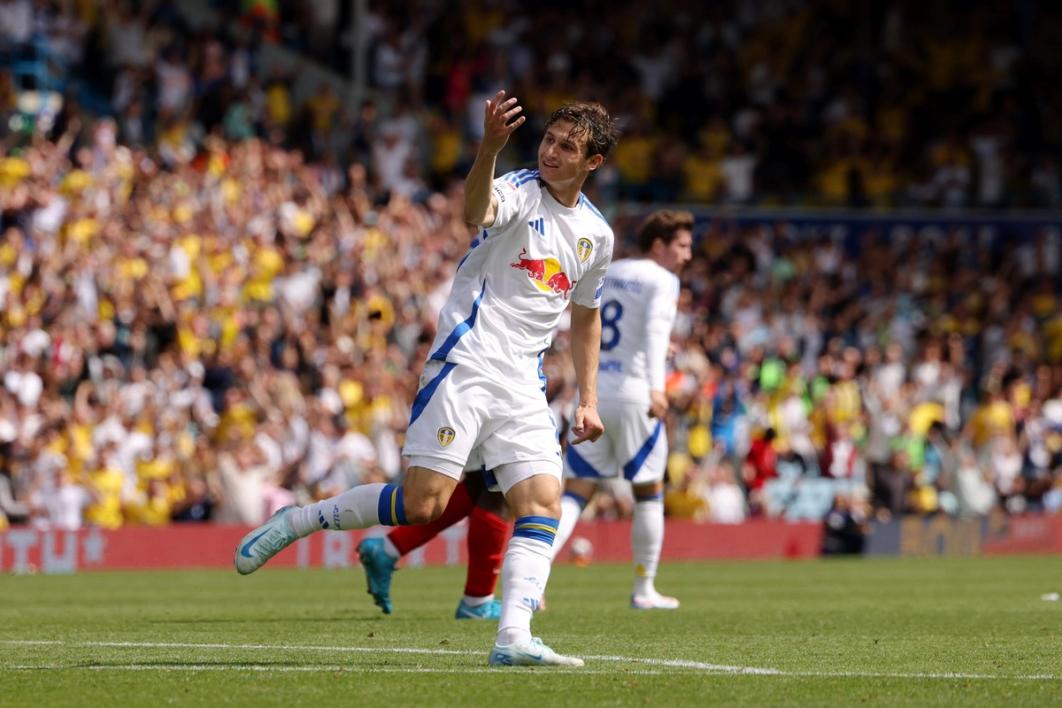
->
[0,0,1060,533]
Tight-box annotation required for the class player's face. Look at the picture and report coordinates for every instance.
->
[658,228,693,273]
[538,120,603,187]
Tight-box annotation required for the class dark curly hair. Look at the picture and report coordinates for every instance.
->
[637,210,694,253]
[545,102,621,158]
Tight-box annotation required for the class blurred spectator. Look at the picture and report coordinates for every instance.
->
[821,492,868,555]
[0,0,1060,534]
[5,1,1062,206]
[706,461,747,524]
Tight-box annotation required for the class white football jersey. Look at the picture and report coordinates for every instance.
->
[595,257,680,403]
[428,169,614,387]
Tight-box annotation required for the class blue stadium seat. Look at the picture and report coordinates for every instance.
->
[784,478,837,521]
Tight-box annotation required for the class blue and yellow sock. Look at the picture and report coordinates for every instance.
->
[377,483,409,526]
[512,515,559,546]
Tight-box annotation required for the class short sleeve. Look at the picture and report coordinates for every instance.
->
[488,171,535,232]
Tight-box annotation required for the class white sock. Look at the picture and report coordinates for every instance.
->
[461,594,494,607]
[496,536,552,645]
[289,483,389,537]
[382,536,401,559]
[550,493,585,561]
[631,498,664,597]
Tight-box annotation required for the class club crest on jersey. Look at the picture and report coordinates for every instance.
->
[437,427,456,447]
[511,248,576,298]
[577,237,593,262]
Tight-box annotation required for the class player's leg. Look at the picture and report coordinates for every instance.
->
[457,483,510,619]
[234,465,458,574]
[621,411,677,609]
[358,474,478,614]
[629,479,677,608]
[236,360,480,574]
[549,477,597,562]
[552,401,619,561]
[489,469,583,666]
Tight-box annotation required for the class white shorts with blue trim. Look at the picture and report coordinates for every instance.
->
[403,359,562,494]
[564,398,668,485]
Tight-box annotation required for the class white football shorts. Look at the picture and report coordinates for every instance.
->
[403,360,562,494]
[563,398,668,485]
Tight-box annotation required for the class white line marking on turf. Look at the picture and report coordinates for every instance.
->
[6,664,660,675]
[4,640,472,656]
[3,640,755,671]
[582,655,781,675]
[2,640,1059,681]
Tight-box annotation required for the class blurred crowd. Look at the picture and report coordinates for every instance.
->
[2,0,1062,207]
[0,121,481,530]
[1,119,1060,532]
[649,217,1062,528]
[1,0,1061,533]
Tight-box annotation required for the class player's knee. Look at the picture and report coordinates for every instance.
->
[403,495,446,525]
[531,497,561,519]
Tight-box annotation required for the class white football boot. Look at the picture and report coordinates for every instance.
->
[630,591,680,610]
[488,636,584,667]
[234,506,298,575]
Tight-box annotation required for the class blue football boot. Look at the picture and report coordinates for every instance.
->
[357,537,397,614]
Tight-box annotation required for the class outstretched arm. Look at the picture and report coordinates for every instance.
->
[569,303,605,444]
[463,90,525,227]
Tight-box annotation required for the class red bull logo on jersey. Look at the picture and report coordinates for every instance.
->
[511,248,576,298]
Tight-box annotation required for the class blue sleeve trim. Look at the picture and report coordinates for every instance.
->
[579,194,608,224]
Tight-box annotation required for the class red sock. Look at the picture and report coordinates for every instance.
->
[387,479,475,556]
[464,506,510,597]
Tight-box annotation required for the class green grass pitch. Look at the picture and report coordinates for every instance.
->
[1,556,1060,706]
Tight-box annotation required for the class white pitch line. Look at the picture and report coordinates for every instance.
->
[2,639,1059,681]
[583,655,781,675]
[1,640,473,656]
[1,639,771,673]
[6,664,661,675]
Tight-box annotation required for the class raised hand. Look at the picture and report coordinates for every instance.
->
[481,90,525,155]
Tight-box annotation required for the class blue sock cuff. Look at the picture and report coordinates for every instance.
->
[563,491,589,509]
[377,484,408,526]
[513,515,559,545]
[634,491,663,503]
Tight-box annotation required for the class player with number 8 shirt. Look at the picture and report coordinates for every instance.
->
[552,210,694,610]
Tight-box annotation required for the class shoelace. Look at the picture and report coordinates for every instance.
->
[255,529,291,556]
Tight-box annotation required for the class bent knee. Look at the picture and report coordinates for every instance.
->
[403,496,447,525]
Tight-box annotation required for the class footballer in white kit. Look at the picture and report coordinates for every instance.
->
[551,210,693,610]
[233,92,620,669]
[402,166,613,489]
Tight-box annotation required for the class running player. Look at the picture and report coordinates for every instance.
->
[234,90,619,668]
[550,210,693,610]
